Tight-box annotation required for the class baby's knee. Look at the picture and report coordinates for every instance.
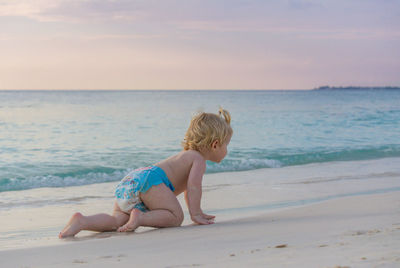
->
[170,210,184,227]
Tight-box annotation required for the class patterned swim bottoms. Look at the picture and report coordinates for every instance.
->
[115,166,175,213]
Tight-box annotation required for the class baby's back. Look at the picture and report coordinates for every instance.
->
[155,150,204,195]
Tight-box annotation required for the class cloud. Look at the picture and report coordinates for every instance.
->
[0,0,309,23]
[1,0,399,42]
[0,0,60,20]
[176,19,400,41]
[287,0,323,10]
[81,33,164,40]
[0,0,149,22]
[0,0,242,23]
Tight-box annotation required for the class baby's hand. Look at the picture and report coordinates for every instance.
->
[201,212,215,220]
[191,214,215,225]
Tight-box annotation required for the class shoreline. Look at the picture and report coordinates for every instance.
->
[1,157,400,252]
[1,191,399,267]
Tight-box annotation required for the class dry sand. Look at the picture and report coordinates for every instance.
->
[1,191,399,268]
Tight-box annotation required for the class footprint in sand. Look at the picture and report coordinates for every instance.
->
[98,255,113,259]
[351,230,367,236]
[97,254,126,262]
[165,264,202,267]
[73,259,88,264]
[367,229,381,235]
[349,229,381,236]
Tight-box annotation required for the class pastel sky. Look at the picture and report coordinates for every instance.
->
[1,0,399,90]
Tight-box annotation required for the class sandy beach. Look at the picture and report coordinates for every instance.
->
[1,158,400,267]
[1,191,399,268]
[2,1,400,265]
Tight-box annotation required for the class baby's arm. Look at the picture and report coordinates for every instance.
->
[185,157,214,225]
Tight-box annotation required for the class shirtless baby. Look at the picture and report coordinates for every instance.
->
[59,108,233,238]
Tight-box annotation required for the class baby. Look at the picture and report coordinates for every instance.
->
[59,108,233,238]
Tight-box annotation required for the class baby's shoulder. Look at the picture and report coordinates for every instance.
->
[179,150,204,163]
[179,150,206,174]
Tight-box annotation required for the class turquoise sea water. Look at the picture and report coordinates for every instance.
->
[1,89,400,192]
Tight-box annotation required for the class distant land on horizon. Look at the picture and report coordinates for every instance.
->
[314,86,400,91]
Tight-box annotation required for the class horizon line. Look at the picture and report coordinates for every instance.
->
[0,88,312,91]
[1,86,399,91]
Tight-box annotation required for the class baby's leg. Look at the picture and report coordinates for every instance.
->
[59,202,129,238]
[117,208,142,232]
[117,183,183,232]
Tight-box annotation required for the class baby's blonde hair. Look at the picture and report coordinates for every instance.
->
[182,108,233,151]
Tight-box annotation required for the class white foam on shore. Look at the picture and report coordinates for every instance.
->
[1,157,400,250]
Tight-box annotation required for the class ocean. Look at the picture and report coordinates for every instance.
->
[1,89,400,249]
[1,89,400,192]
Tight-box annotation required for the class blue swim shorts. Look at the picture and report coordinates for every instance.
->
[115,166,175,213]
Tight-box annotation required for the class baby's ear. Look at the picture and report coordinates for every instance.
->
[211,140,219,149]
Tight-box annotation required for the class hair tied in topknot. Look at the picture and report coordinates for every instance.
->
[218,107,231,124]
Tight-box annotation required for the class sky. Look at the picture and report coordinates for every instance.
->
[0,0,399,90]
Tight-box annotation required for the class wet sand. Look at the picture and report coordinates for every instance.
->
[1,191,399,268]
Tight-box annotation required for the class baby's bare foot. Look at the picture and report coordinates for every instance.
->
[117,209,142,232]
[59,212,84,238]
